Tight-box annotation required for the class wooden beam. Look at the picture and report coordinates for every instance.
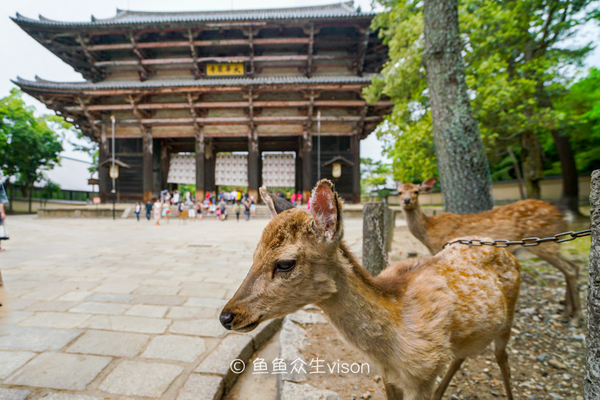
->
[356,29,370,77]
[248,28,255,77]
[97,115,382,126]
[64,100,393,112]
[93,54,349,68]
[84,37,380,52]
[76,97,100,135]
[129,32,149,81]
[306,24,315,77]
[188,29,202,79]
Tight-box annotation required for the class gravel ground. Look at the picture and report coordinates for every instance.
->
[298,225,590,400]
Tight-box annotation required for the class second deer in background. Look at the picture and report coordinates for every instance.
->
[397,178,581,326]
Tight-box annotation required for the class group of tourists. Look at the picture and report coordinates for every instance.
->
[133,188,262,224]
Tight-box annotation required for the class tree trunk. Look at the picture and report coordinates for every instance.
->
[8,182,14,214]
[552,130,581,214]
[534,84,581,213]
[520,130,543,199]
[422,0,494,214]
[28,184,33,214]
[586,169,600,398]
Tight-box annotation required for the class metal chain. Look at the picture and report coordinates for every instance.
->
[442,229,592,249]
[373,217,390,267]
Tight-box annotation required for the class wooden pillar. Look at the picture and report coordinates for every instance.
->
[142,127,153,202]
[248,129,260,200]
[351,134,361,204]
[160,140,169,191]
[195,131,205,201]
[301,131,312,201]
[204,139,215,195]
[98,124,110,203]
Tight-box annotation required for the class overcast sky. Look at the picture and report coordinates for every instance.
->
[1,0,598,163]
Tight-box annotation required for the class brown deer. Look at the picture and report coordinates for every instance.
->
[220,180,520,400]
[397,178,581,326]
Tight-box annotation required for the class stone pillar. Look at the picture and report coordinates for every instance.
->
[351,134,361,204]
[362,202,395,276]
[142,127,153,202]
[586,170,600,399]
[301,131,312,202]
[248,129,260,200]
[195,131,205,201]
[98,124,110,203]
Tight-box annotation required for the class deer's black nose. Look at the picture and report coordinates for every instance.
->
[219,311,235,330]
[404,198,411,205]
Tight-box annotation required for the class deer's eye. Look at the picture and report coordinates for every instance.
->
[398,191,403,195]
[275,260,296,273]
[413,190,419,194]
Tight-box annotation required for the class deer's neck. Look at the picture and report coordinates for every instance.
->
[316,244,402,372]
[403,206,431,243]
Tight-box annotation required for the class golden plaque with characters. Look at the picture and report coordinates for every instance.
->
[206,63,245,76]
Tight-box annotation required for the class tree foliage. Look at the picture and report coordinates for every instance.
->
[366,0,598,189]
[0,89,63,211]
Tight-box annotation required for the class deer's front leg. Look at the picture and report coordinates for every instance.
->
[384,381,404,400]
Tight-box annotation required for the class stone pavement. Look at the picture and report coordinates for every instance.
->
[0,214,364,400]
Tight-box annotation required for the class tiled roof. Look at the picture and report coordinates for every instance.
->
[13,75,376,91]
[12,2,373,28]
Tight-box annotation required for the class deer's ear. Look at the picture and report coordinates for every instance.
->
[260,187,294,218]
[419,178,436,193]
[310,179,343,242]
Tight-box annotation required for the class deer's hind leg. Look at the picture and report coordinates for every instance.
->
[527,244,581,326]
[432,358,465,400]
[494,331,514,400]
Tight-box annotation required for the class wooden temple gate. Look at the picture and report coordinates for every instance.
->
[12,2,390,203]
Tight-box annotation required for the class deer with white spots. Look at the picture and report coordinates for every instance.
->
[398,178,581,326]
[220,180,520,400]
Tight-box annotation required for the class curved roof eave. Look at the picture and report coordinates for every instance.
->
[11,2,375,30]
[13,74,378,92]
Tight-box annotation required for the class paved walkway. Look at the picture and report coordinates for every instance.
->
[0,214,363,400]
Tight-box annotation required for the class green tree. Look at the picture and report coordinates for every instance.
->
[550,68,600,175]
[360,157,392,196]
[0,89,63,213]
[366,0,596,209]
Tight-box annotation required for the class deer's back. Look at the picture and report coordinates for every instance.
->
[376,243,520,359]
[426,199,566,253]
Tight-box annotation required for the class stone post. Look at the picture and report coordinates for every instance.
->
[586,170,600,399]
[363,202,395,276]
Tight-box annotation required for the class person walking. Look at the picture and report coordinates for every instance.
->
[0,172,9,252]
[234,201,241,222]
[291,192,296,205]
[250,196,256,216]
[297,192,303,205]
[172,190,180,205]
[243,198,251,221]
[145,200,152,221]
[134,202,141,221]
[163,201,171,223]
[153,199,162,225]
[218,198,227,221]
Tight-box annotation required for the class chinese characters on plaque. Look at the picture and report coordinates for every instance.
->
[206,63,245,76]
